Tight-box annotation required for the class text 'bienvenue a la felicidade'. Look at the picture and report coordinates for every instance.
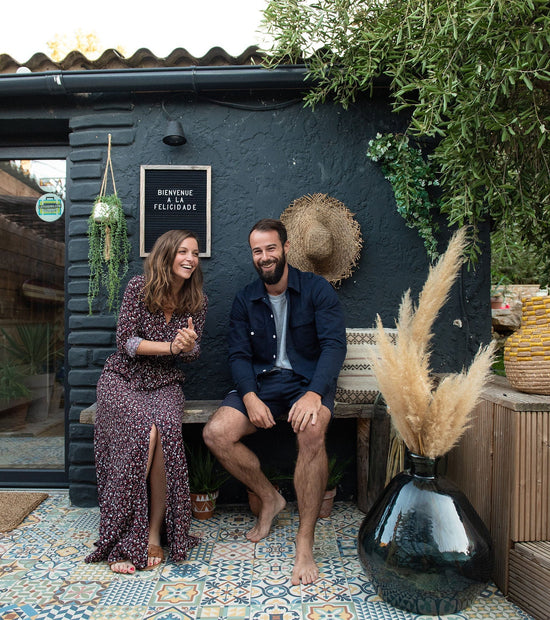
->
[153,188,197,211]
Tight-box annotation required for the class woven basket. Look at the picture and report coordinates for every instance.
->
[504,295,550,395]
[336,327,397,404]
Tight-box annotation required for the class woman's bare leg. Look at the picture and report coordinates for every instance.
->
[146,424,166,567]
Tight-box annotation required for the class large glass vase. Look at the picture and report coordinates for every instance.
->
[357,453,494,615]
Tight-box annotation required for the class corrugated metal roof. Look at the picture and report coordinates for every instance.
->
[0,46,264,74]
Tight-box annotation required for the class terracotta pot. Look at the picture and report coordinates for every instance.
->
[190,490,219,520]
[318,487,337,519]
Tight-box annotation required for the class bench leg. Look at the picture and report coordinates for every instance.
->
[356,418,371,513]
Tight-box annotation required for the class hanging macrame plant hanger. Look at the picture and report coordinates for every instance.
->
[94,133,118,261]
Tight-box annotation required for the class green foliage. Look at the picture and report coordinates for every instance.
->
[367,133,440,260]
[262,0,550,278]
[0,361,30,401]
[326,454,351,490]
[491,223,546,285]
[185,442,230,494]
[1,323,60,375]
[87,194,130,314]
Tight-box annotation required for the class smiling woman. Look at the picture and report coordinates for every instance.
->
[85,229,208,574]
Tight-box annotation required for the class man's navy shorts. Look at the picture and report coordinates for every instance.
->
[221,368,336,420]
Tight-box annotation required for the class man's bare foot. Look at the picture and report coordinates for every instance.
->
[291,535,318,585]
[109,560,135,574]
[246,490,286,542]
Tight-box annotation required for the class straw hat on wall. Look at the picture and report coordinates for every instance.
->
[280,193,363,286]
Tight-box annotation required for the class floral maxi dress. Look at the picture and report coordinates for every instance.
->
[85,275,207,568]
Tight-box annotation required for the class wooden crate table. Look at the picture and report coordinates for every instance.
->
[446,374,550,605]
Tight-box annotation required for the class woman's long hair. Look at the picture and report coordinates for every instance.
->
[143,230,204,315]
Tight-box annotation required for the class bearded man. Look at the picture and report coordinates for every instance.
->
[203,218,346,585]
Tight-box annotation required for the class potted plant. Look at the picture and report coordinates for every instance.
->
[185,441,230,520]
[490,276,509,309]
[318,455,351,519]
[357,228,497,614]
[0,323,61,422]
[87,193,130,315]
[0,361,31,430]
[87,134,130,315]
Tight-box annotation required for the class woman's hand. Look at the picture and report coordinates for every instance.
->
[171,318,197,354]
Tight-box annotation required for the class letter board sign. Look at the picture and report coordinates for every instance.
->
[140,165,211,257]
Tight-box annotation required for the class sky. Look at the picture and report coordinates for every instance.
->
[1,0,271,63]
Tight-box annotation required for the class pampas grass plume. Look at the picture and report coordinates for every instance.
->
[371,228,495,458]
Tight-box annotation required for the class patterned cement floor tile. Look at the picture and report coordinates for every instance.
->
[143,607,197,620]
[303,602,357,620]
[0,493,535,620]
[7,578,64,607]
[99,578,157,606]
[210,542,256,562]
[252,558,293,580]
[34,604,96,620]
[254,539,295,560]
[186,542,214,563]
[0,603,41,620]
[301,577,352,604]
[249,603,303,620]
[150,581,204,607]
[49,580,108,606]
[216,528,252,543]
[197,605,249,619]
[91,605,148,619]
[205,558,253,582]
[159,560,209,582]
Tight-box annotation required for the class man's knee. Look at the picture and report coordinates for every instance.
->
[203,406,250,448]
[202,411,221,448]
[296,410,330,451]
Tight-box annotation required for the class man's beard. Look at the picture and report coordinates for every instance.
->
[255,252,286,285]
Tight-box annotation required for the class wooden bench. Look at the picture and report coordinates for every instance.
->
[80,398,389,513]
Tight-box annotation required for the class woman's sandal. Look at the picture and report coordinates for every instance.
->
[141,544,164,571]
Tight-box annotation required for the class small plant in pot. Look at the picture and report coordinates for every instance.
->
[185,441,230,520]
[318,455,351,519]
[87,193,130,315]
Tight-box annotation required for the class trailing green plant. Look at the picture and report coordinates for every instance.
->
[87,193,130,314]
[0,361,30,401]
[366,133,440,261]
[185,441,231,495]
[1,323,60,375]
[262,0,550,280]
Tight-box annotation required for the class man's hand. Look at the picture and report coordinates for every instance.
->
[243,392,276,429]
[288,391,322,433]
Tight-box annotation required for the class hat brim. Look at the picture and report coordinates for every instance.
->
[280,193,363,286]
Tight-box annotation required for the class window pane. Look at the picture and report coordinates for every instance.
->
[0,159,65,469]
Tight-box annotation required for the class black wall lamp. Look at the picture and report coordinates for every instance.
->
[161,102,187,146]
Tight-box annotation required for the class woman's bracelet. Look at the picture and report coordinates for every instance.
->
[170,339,176,356]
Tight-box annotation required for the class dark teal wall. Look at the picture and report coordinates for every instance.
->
[61,90,491,504]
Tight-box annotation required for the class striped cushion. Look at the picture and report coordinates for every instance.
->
[336,327,397,404]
